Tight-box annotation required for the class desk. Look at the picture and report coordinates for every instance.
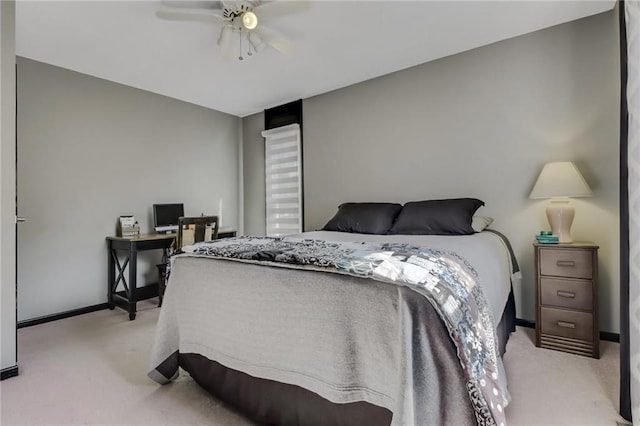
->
[107,234,174,320]
[107,229,237,319]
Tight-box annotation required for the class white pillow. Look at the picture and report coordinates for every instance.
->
[472,215,493,233]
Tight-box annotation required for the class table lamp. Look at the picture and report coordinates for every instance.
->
[529,161,593,243]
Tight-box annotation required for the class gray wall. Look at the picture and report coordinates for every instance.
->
[16,58,241,321]
[1,0,17,372]
[242,111,266,236]
[243,10,621,333]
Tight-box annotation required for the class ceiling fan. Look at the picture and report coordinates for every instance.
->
[156,0,310,60]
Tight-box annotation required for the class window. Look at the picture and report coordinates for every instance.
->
[262,123,302,237]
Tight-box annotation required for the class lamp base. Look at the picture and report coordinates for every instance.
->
[546,200,574,243]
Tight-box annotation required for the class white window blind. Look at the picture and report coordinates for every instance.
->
[261,123,302,237]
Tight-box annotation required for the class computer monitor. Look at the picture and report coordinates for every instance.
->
[153,203,184,233]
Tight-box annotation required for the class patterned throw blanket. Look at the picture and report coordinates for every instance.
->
[182,236,509,426]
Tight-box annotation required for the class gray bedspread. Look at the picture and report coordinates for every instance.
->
[149,235,511,426]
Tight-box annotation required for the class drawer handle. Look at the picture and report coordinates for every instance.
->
[556,260,576,267]
[557,321,576,329]
[557,290,576,298]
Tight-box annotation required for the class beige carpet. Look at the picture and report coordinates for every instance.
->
[0,300,627,425]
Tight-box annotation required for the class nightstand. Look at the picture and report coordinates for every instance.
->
[534,242,599,358]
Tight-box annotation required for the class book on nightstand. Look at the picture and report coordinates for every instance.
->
[535,231,558,244]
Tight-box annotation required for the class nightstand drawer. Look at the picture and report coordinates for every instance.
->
[539,249,593,279]
[540,278,592,310]
[540,307,593,342]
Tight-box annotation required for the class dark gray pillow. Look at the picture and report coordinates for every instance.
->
[388,198,485,235]
[322,202,403,235]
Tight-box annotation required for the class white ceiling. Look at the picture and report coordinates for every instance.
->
[16,0,615,117]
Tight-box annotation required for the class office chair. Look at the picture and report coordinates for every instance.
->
[158,215,219,307]
[176,215,219,249]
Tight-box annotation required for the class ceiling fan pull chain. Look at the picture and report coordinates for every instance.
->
[238,28,244,60]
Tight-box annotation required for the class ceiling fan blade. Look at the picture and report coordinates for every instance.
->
[160,1,224,10]
[156,9,226,23]
[218,25,234,59]
[248,31,267,52]
[220,0,236,10]
[253,25,297,55]
[253,0,310,20]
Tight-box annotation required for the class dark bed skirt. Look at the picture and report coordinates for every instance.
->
[180,353,393,426]
[179,290,517,426]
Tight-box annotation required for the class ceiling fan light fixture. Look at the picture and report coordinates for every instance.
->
[156,0,302,60]
[241,11,258,30]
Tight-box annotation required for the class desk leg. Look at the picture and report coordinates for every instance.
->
[107,244,115,310]
[128,250,137,320]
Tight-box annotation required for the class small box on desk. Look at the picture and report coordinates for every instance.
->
[117,215,140,238]
[120,226,140,238]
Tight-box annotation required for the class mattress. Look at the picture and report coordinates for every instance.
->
[149,230,519,425]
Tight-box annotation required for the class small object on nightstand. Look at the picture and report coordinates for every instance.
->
[536,231,559,244]
[534,241,599,358]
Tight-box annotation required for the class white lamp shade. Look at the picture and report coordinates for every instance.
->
[529,161,593,199]
[529,161,592,243]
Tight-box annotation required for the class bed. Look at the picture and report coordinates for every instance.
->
[149,200,519,426]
